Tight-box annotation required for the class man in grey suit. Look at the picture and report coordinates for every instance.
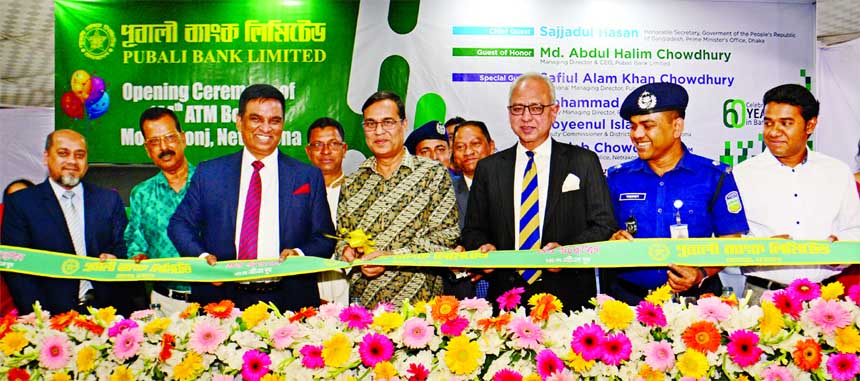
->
[461,73,616,312]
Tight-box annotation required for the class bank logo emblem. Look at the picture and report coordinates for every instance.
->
[78,23,116,60]
[723,99,746,128]
[637,91,657,110]
[647,243,671,262]
[61,259,80,275]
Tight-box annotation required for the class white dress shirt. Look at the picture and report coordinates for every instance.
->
[318,175,349,305]
[234,149,280,260]
[513,138,552,247]
[734,149,860,284]
[49,179,92,296]
[464,175,473,190]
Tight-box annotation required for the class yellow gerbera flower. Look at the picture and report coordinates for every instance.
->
[599,300,634,330]
[173,351,204,381]
[242,302,270,329]
[645,284,673,305]
[0,331,29,355]
[836,325,860,353]
[638,364,664,381]
[373,361,397,380]
[676,350,708,379]
[77,346,97,373]
[820,282,844,301]
[95,306,116,324]
[322,333,352,367]
[444,335,482,375]
[50,372,71,381]
[523,374,542,381]
[372,312,404,333]
[110,366,134,381]
[179,302,200,319]
[261,373,284,381]
[758,301,785,338]
[565,351,594,373]
[143,317,172,335]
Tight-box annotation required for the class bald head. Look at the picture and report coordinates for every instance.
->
[44,129,88,189]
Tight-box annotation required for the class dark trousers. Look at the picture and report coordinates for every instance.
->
[485,269,597,313]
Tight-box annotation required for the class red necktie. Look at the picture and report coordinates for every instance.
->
[238,160,264,260]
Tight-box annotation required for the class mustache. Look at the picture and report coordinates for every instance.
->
[158,150,176,159]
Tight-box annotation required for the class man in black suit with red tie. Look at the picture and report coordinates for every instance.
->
[461,73,616,312]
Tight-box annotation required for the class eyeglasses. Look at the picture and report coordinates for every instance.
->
[144,133,180,147]
[307,141,345,151]
[507,103,554,115]
[362,118,402,131]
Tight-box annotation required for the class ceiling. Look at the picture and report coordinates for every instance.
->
[0,0,857,108]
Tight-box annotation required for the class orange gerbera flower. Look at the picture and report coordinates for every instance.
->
[0,313,17,339]
[179,303,200,319]
[49,310,80,331]
[160,333,175,362]
[528,293,562,321]
[203,300,235,319]
[288,307,317,323]
[431,296,460,323]
[682,321,721,353]
[73,317,105,336]
[477,313,512,332]
[792,338,822,371]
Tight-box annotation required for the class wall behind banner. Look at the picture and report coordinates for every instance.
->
[55,0,815,169]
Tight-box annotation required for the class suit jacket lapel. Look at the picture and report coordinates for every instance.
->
[544,140,565,227]
[38,180,72,250]
[82,182,98,257]
[277,152,296,246]
[498,146,517,246]
[224,152,243,244]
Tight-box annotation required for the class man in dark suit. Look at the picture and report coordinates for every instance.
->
[168,84,335,311]
[2,130,134,315]
[461,73,616,312]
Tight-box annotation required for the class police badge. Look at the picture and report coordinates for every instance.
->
[637,90,657,110]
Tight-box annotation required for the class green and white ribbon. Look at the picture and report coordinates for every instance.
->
[0,238,856,282]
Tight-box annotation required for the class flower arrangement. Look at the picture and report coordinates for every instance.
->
[0,279,858,381]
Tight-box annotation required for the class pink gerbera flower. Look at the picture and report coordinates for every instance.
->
[695,297,731,322]
[493,368,524,381]
[113,328,143,360]
[600,332,632,366]
[827,353,860,381]
[271,324,299,350]
[441,316,469,337]
[727,329,763,367]
[339,305,373,329]
[806,299,851,334]
[189,320,228,354]
[570,323,605,361]
[644,340,675,371]
[772,290,802,319]
[241,349,271,381]
[787,278,821,302]
[636,301,667,327]
[406,363,429,381]
[38,335,72,369]
[359,333,394,367]
[546,369,575,381]
[107,319,139,337]
[318,302,343,320]
[847,284,860,306]
[761,364,794,381]
[536,349,565,380]
[402,317,433,349]
[497,287,525,311]
[460,297,491,312]
[299,344,324,369]
[509,316,543,350]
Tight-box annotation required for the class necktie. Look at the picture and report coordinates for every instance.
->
[238,160,264,260]
[519,151,542,284]
[61,191,92,299]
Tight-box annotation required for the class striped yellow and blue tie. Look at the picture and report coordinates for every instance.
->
[519,151,542,284]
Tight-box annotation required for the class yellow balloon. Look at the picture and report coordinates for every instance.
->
[71,70,92,101]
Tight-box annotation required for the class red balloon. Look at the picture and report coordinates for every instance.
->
[61,91,84,119]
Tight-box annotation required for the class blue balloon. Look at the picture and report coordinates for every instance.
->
[86,92,110,119]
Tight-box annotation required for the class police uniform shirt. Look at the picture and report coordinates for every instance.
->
[606,146,750,288]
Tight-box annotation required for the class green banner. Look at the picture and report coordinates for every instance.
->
[1,238,857,282]
[55,0,370,164]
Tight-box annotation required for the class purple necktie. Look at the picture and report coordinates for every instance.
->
[238,160,264,260]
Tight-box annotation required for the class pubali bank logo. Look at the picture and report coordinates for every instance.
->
[61,259,80,275]
[723,98,764,129]
[78,23,116,60]
[647,243,671,262]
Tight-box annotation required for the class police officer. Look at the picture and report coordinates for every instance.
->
[604,82,750,305]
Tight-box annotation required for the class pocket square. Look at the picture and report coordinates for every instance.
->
[292,183,311,195]
[562,173,580,192]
